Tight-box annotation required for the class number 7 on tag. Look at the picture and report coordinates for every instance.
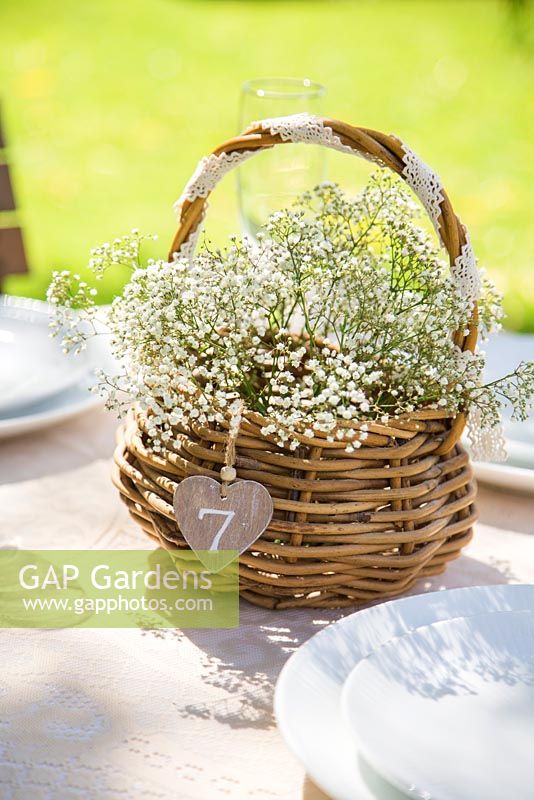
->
[198,508,236,550]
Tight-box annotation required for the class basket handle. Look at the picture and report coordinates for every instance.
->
[169,114,479,454]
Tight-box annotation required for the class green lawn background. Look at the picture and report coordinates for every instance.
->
[1,0,533,328]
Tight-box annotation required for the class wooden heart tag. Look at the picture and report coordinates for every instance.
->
[173,476,274,572]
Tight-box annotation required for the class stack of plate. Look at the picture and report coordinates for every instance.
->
[468,331,534,494]
[275,584,534,800]
[0,295,115,439]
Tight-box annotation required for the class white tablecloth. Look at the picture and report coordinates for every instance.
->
[1,407,533,800]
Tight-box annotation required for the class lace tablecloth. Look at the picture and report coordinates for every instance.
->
[1,407,533,800]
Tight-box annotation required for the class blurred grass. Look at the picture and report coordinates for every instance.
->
[0,0,533,329]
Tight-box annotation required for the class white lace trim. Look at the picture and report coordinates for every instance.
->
[452,228,483,301]
[252,112,359,157]
[175,150,256,212]
[467,408,507,462]
[400,143,444,242]
[400,144,483,299]
[172,224,202,261]
[172,152,255,259]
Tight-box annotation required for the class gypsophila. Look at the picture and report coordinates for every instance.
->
[47,174,534,453]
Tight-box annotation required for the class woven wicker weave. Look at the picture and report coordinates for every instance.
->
[112,117,478,609]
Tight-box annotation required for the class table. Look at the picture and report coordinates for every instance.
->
[1,406,533,800]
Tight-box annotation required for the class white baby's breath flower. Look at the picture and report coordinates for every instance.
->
[46,174,534,449]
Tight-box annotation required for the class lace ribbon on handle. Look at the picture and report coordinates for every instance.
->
[251,112,361,156]
[399,144,483,302]
[399,143,445,243]
[172,151,255,259]
[452,228,483,302]
[171,213,205,261]
[173,150,256,220]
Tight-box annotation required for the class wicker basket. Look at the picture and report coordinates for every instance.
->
[112,116,478,610]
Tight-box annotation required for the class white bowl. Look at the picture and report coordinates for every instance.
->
[342,609,534,800]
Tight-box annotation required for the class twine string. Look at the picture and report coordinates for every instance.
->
[220,400,243,498]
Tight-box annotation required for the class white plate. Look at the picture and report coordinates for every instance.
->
[470,332,534,494]
[274,585,534,800]
[473,459,534,494]
[0,295,90,414]
[471,429,534,494]
[0,302,118,440]
[342,609,534,800]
